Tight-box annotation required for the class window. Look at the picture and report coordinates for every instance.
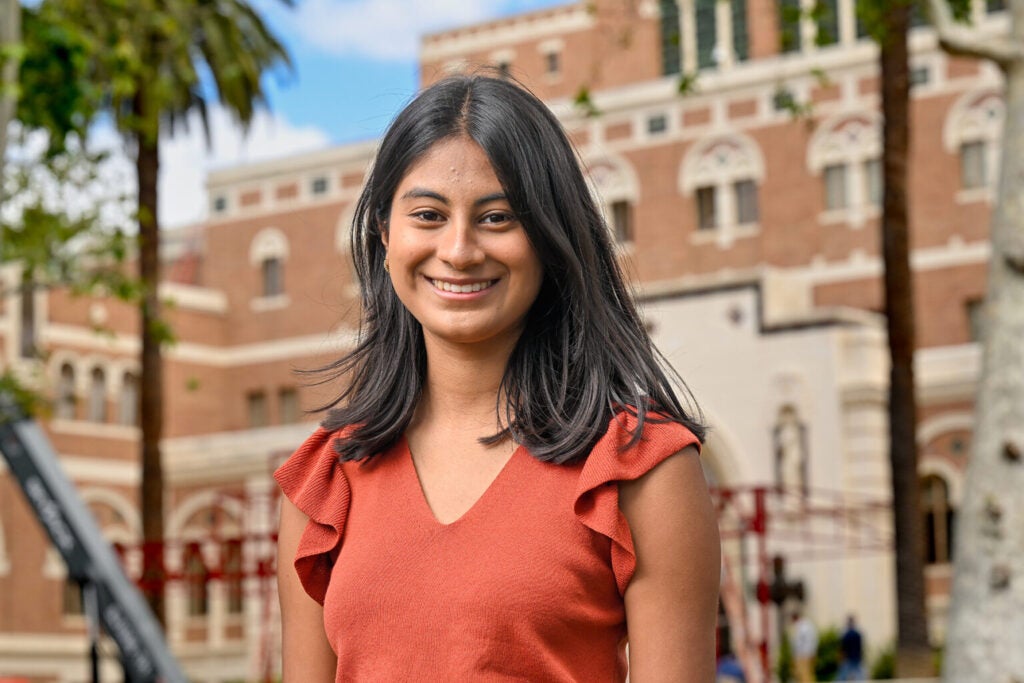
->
[910,66,930,88]
[946,92,1003,199]
[921,475,955,565]
[222,540,244,615]
[814,0,840,46]
[810,115,882,225]
[545,51,560,75]
[682,135,765,243]
[987,0,1007,12]
[909,2,928,27]
[585,156,639,247]
[647,114,668,135]
[731,0,749,62]
[250,228,290,303]
[779,0,802,52]
[212,195,227,213]
[734,180,759,225]
[119,372,138,426]
[696,187,717,230]
[966,298,986,342]
[960,141,987,189]
[247,391,268,428]
[823,164,849,210]
[88,368,107,423]
[611,201,634,243]
[20,280,36,358]
[261,257,283,297]
[56,363,76,420]
[311,176,328,195]
[660,0,746,72]
[695,0,717,68]
[856,13,869,40]
[279,387,300,424]
[773,88,797,112]
[864,158,882,206]
[183,543,209,616]
[659,0,682,75]
[63,578,84,615]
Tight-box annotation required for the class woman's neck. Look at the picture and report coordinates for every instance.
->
[415,334,515,434]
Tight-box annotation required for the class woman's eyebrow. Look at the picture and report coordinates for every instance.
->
[397,188,509,208]
[399,188,448,203]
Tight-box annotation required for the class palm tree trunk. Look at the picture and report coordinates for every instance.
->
[135,88,166,627]
[879,1,932,675]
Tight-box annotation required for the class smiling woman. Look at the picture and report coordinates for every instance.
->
[275,74,720,683]
[383,136,544,350]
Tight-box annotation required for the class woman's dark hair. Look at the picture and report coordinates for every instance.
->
[315,73,704,463]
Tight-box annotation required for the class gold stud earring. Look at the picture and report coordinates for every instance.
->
[384,257,390,273]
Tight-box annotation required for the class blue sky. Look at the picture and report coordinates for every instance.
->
[157,0,570,227]
[260,0,570,144]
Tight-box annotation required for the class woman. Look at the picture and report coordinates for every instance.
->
[276,74,720,682]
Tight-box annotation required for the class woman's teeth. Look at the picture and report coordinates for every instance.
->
[431,279,494,293]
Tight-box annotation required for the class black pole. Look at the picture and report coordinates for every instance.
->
[82,579,101,683]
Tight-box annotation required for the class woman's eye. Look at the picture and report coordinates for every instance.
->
[414,210,444,222]
[482,212,515,225]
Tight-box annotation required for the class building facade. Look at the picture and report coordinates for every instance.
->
[0,0,1005,680]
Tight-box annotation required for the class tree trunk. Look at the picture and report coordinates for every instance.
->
[135,89,166,627]
[879,1,933,676]
[0,0,20,206]
[943,4,1024,679]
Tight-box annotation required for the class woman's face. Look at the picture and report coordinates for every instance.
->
[383,136,544,353]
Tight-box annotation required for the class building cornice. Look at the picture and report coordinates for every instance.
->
[420,3,591,63]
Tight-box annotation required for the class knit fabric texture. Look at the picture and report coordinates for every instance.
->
[274,412,699,682]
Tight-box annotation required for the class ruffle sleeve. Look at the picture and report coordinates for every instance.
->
[573,413,701,595]
[274,427,351,605]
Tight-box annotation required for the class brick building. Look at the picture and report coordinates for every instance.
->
[0,0,1006,680]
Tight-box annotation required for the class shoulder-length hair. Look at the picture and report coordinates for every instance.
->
[315,73,704,464]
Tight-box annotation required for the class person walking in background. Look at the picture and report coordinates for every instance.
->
[838,614,866,681]
[715,641,746,682]
[792,609,819,683]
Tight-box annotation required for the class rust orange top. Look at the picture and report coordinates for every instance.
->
[274,413,699,682]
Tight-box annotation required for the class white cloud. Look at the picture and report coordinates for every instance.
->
[159,106,330,227]
[5,108,329,231]
[283,0,495,62]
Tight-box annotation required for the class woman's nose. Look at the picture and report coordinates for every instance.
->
[437,217,485,269]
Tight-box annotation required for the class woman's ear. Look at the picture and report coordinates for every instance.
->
[379,219,389,249]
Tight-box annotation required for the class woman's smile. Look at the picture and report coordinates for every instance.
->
[383,136,544,349]
[427,277,500,295]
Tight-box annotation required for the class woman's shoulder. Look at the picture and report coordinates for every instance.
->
[592,409,701,463]
[573,409,702,595]
[273,423,361,513]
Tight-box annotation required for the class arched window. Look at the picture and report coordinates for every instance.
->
[261,257,283,297]
[921,474,956,565]
[183,542,209,617]
[222,539,244,615]
[585,154,640,246]
[88,367,107,423]
[56,363,76,420]
[944,90,1003,198]
[681,134,764,247]
[119,372,138,426]
[249,227,289,302]
[807,113,882,227]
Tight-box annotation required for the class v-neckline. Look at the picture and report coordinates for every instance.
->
[402,435,522,528]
